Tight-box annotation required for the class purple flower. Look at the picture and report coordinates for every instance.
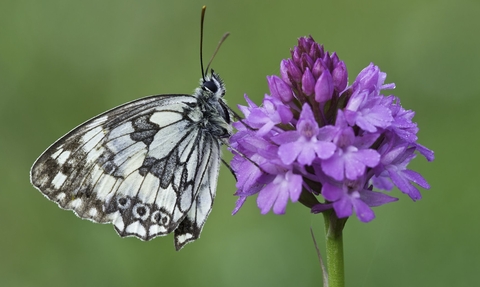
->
[387,96,420,143]
[273,103,336,166]
[229,36,434,222]
[314,175,398,222]
[372,134,431,201]
[352,63,395,94]
[268,75,294,102]
[320,110,381,181]
[257,170,303,214]
[315,68,334,103]
[239,94,293,136]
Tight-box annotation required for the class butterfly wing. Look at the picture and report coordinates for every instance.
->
[31,94,221,250]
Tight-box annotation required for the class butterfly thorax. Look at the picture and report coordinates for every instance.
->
[190,71,231,138]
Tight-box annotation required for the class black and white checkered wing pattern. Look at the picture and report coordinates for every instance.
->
[31,94,222,250]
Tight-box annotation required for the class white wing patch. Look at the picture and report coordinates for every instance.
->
[56,150,71,165]
[31,88,230,250]
[51,172,67,189]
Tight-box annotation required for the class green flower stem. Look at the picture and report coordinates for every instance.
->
[323,211,347,287]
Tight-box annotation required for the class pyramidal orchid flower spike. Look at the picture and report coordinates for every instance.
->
[230,36,433,221]
[229,36,434,286]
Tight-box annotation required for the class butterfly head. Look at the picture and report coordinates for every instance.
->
[200,70,225,100]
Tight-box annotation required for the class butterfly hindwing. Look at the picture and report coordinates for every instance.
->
[31,91,225,250]
[175,132,221,248]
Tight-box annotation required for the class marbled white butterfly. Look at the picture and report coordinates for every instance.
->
[30,6,231,250]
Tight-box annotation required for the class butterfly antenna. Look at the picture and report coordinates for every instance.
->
[205,32,230,74]
[200,6,207,81]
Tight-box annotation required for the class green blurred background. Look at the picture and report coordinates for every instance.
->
[1,0,478,286]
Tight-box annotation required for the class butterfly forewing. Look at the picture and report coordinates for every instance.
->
[31,75,229,250]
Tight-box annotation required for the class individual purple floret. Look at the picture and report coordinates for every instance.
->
[229,36,434,222]
[273,104,336,166]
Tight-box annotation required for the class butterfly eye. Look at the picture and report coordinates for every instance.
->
[203,80,218,93]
